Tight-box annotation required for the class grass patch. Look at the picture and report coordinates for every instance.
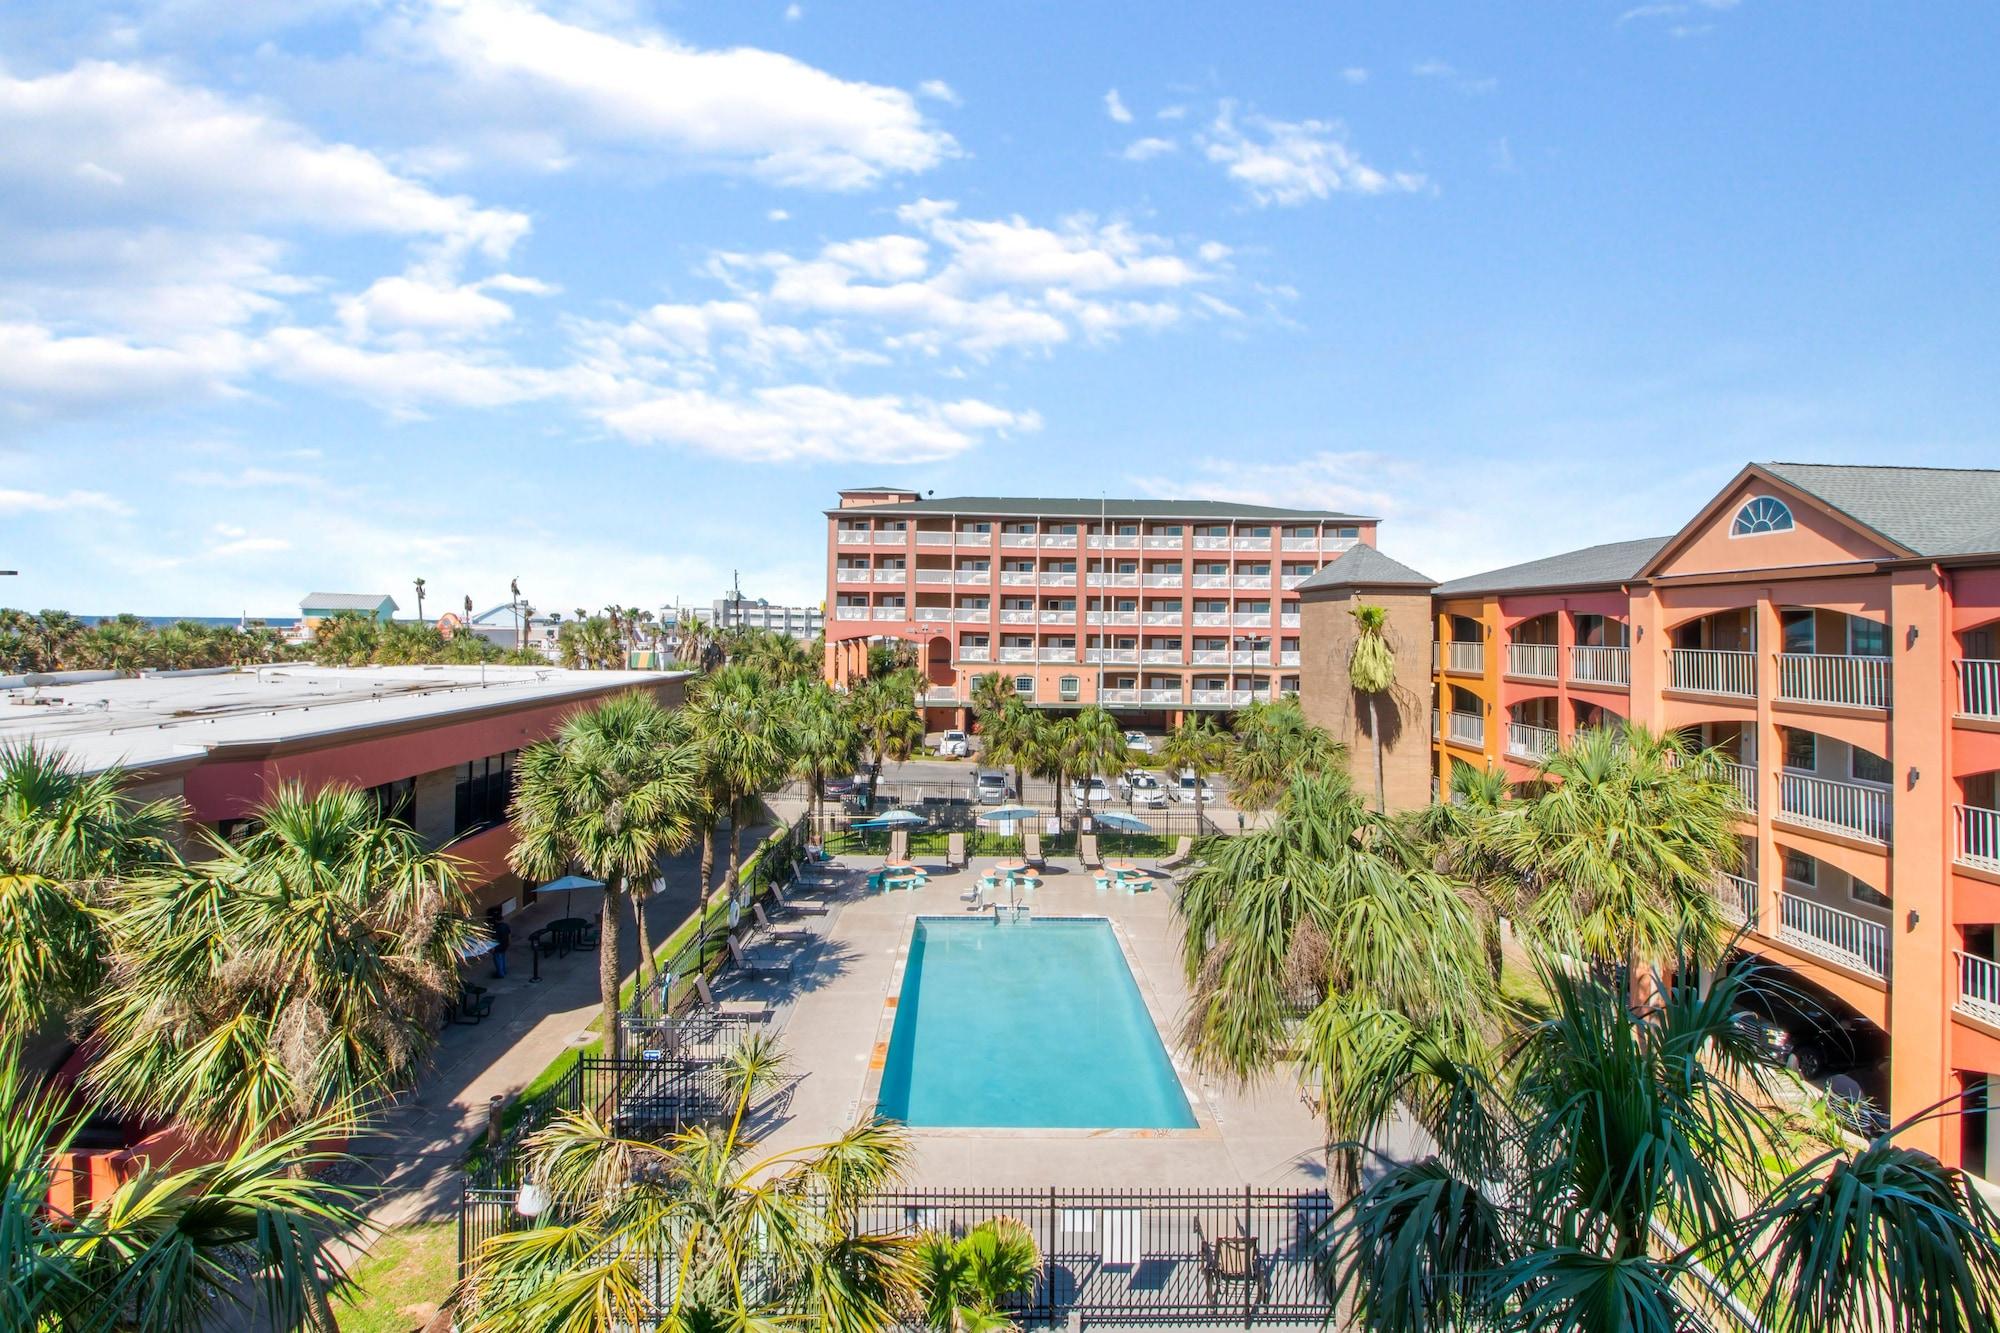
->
[335,1222,457,1333]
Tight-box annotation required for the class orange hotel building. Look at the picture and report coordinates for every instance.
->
[823,485,1376,726]
[1426,462,2000,1178]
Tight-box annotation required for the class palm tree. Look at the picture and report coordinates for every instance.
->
[412,576,427,626]
[1226,697,1342,813]
[849,670,924,812]
[1061,705,1130,834]
[1402,762,1514,981]
[969,671,1017,720]
[88,783,481,1143]
[1158,714,1231,834]
[1325,951,2000,1333]
[1346,604,1396,812]
[0,742,182,1033]
[1,1046,363,1332]
[915,1217,1042,1332]
[509,693,704,1055]
[458,1037,921,1331]
[783,678,860,836]
[977,700,1043,812]
[684,666,793,912]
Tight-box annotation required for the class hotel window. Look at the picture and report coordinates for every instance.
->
[1784,850,1816,886]
[1850,746,1892,785]
[368,776,415,823]
[1013,675,1035,696]
[1781,610,1816,654]
[455,751,516,836]
[1849,878,1891,910]
[1730,496,1794,536]
[1333,526,1359,539]
[1848,616,1889,656]
[1058,676,1081,701]
[1782,729,1816,772]
[1150,524,1183,536]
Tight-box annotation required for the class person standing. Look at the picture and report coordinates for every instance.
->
[488,908,511,978]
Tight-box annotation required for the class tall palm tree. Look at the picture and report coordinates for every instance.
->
[458,1037,921,1331]
[412,576,427,626]
[1061,705,1130,834]
[849,670,924,812]
[1346,604,1395,812]
[1326,951,2000,1333]
[509,693,704,1055]
[783,678,860,835]
[1402,762,1514,981]
[684,666,793,911]
[1226,697,1342,813]
[0,742,182,1033]
[977,700,1043,811]
[1158,714,1231,834]
[1,1046,363,1332]
[969,671,1017,721]
[89,783,479,1143]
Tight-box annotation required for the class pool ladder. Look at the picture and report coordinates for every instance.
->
[992,882,1031,922]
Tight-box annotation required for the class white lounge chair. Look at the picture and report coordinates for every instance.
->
[692,975,769,1021]
[1079,834,1103,870]
[727,932,793,975]
[753,902,813,943]
[772,882,830,915]
[1023,832,1045,868]
[946,832,968,871]
[1158,835,1194,870]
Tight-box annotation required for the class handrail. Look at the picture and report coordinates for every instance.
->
[1775,652,1890,710]
[1779,891,1888,978]
[1778,771,1890,844]
[1670,648,1756,697]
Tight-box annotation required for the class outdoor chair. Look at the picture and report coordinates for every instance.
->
[454,988,495,1024]
[772,882,830,914]
[692,975,769,1022]
[726,931,794,976]
[753,902,814,944]
[1079,834,1103,869]
[1023,832,1045,868]
[1099,1207,1143,1268]
[1194,1217,1267,1306]
[946,832,967,871]
[1158,835,1194,870]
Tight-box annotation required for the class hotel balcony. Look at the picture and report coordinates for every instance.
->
[1039,647,1079,663]
[872,607,908,622]
[998,646,1036,663]
[1569,645,1631,688]
[1100,687,1141,705]
[1192,687,1257,707]
[1505,643,1559,681]
[955,569,991,585]
[1193,611,1229,627]
[1779,892,1889,980]
[1232,574,1270,589]
[1086,534,1140,550]
[1279,575,1307,590]
[1957,659,2000,719]
[1443,641,1484,675]
[959,645,992,662]
[915,530,954,547]
[1142,649,1181,664]
[1193,573,1231,589]
[1193,535,1230,550]
[1280,536,1318,552]
[1229,650,1263,666]
[835,606,868,622]
[1230,535,1273,551]
[874,530,908,545]
[1142,611,1182,626]
[1278,651,1301,667]
[1191,649,1229,666]
[1142,534,1183,549]
[1000,571,1036,587]
[1777,771,1891,844]
[1716,872,1758,926]
[1279,612,1300,629]
[1505,722,1559,761]
[1037,610,1070,624]
[951,607,990,622]
[913,569,952,585]
[836,529,872,546]
[1446,710,1486,747]
[871,568,906,583]
[1231,612,1270,628]
[1957,804,2000,874]
[1085,611,1140,626]
[1776,653,1891,710]
[999,609,1033,625]
[957,531,992,546]
[1141,687,1184,704]
[1956,952,2000,1027]
[923,686,960,705]
[1142,573,1183,588]
[1669,648,1756,698]
[1321,537,1359,554]
[1040,534,1079,549]
[1038,572,1078,588]
[1084,648,1140,664]
[1721,760,1759,812]
[1086,572,1140,588]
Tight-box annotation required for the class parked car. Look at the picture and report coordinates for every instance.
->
[1728,1008,1794,1066]
[1173,772,1218,805]
[975,770,1014,804]
[1118,770,1168,807]
[1123,730,1153,755]
[936,729,971,758]
[1069,775,1113,805]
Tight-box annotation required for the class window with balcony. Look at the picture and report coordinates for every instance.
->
[1730,495,1795,535]
[1850,746,1892,785]
[1784,728,1816,771]
[1848,616,1889,656]
[1782,609,1816,654]
[1784,850,1816,886]
[1850,878,1891,910]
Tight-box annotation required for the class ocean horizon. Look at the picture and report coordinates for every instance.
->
[79,615,301,629]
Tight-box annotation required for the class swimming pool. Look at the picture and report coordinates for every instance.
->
[877,917,1197,1130]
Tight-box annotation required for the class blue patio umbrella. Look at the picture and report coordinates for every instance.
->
[539,874,605,916]
[851,809,928,830]
[1095,810,1152,856]
[976,805,1039,824]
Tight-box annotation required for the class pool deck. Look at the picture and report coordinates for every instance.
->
[712,854,1364,1189]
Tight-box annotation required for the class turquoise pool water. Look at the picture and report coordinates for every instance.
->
[877,917,1197,1129]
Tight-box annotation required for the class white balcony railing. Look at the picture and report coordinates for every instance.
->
[1142,574,1183,588]
[955,569,991,585]
[958,645,992,662]
[1280,537,1318,552]
[1779,893,1888,979]
[1085,649,1139,665]
[1720,761,1758,813]
[1506,643,1559,680]
[874,530,908,545]
[1321,537,1359,553]
[1192,574,1230,589]
[873,607,907,622]
[1193,536,1230,550]
[1279,575,1307,590]
[873,568,906,582]
[1141,688,1184,704]
[1716,873,1758,927]
[1087,535,1140,550]
[1087,573,1140,588]
[1229,651,1263,666]
[1000,572,1035,586]
[1040,534,1078,549]
[1447,710,1486,747]
[997,647,1035,663]
[1232,574,1270,589]
[835,607,868,621]
[1778,772,1891,844]
[1191,649,1228,665]
[916,531,953,546]
[1569,645,1631,688]
[1100,687,1140,705]
[1669,648,1756,697]
[1192,612,1229,627]
[1279,612,1300,629]
[999,530,1037,546]
[1278,651,1301,667]
[1445,641,1484,675]
[1956,952,2000,1027]
[1231,612,1270,628]
[1776,653,1891,710]
[1039,573,1077,588]
[956,531,992,546]
[914,569,952,585]
[1038,610,1071,624]
[1143,535,1183,549]
[1039,648,1078,663]
[1958,659,2000,719]
[1141,650,1181,664]
[1231,535,1273,550]
[836,530,872,545]
[1142,612,1182,626]
[834,565,871,581]
[1505,722,1559,760]
[1956,804,2000,873]
[998,610,1033,625]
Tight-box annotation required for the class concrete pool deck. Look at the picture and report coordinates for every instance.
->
[710,854,1352,1189]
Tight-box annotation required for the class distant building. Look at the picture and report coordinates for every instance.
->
[466,603,562,658]
[299,592,397,626]
[663,593,823,645]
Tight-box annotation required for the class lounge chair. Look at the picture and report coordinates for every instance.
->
[692,975,769,1022]
[1099,1207,1142,1268]
[1023,832,1044,868]
[1079,834,1103,870]
[772,882,830,914]
[753,902,814,943]
[1195,1217,1267,1306]
[726,932,794,975]
[946,832,967,871]
[1158,835,1194,870]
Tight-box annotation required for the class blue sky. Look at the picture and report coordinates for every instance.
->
[3,1,1995,617]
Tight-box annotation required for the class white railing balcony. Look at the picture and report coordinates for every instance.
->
[998,647,1036,663]
[1142,573,1183,588]
[1232,574,1270,589]
[1569,645,1631,688]
[1191,649,1228,665]
[1039,534,1078,549]
[923,688,959,705]
[1085,649,1139,665]
[1717,873,1758,927]
[1445,641,1484,675]
[1777,653,1891,710]
[1447,710,1486,747]
[874,530,908,544]
[916,531,954,546]
[1506,643,1559,680]
[1432,708,1441,742]
[1193,536,1230,550]
[872,568,906,582]
[999,610,1033,625]
[1038,648,1078,663]
[1279,612,1300,629]
[1087,535,1140,550]
[1143,611,1183,626]
[1721,761,1759,813]
[1192,574,1230,589]
[914,569,952,584]
[1192,612,1229,627]
[1100,687,1140,705]
[1669,648,1756,698]
[956,531,992,546]
[1110,611,1140,626]
[1232,612,1270,628]
[1956,952,2000,1027]
[873,607,908,622]
[1778,772,1891,844]
[1779,892,1888,979]
[1231,535,1273,550]
[957,645,991,662]
[955,569,991,585]
[1280,651,1304,668]
[1321,537,1359,553]
[1232,651,1267,666]
[834,565,872,582]
[1038,573,1077,588]
[999,530,1038,546]
[1000,571,1035,586]
[1087,572,1140,588]
[1141,649,1181,664]
[1956,804,2000,873]
[1038,610,1072,624]
[1191,688,1231,706]
[1956,660,2000,719]
[835,607,868,621]
[1143,535,1183,549]
[1281,537,1318,552]
[837,530,872,545]
[1505,722,1559,760]
[1141,688,1184,704]
[1279,575,1307,590]
[958,608,994,622]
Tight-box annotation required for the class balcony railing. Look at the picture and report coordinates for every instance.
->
[998,610,1033,625]
[1720,761,1758,813]
[1000,571,1035,586]
[1142,574,1182,588]
[874,530,907,544]
[1444,641,1484,675]
[1192,573,1230,589]
[1141,688,1183,704]
[835,607,868,621]
[1040,534,1078,549]
[1956,952,2000,1027]
[1778,772,1891,844]
[1141,650,1180,664]
[1280,537,1318,552]
[955,569,991,584]
[1958,659,2000,719]
[836,530,871,545]
[1779,892,1888,979]
[1086,535,1139,550]
[916,531,954,546]
[1279,575,1307,589]
[999,531,1037,547]
[914,569,952,584]
[1038,573,1077,588]
[1506,643,1559,680]
[1099,687,1140,705]
[1229,651,1263,666]
[1142,611,1182,626]
[1776,653,1891,710]
[956,531,992,546]
[1143,535,1182,549]
[1669,648,1756,698]
[958,646,991,662]
[872,568,906,582]
[1279,612,1300,629]
[1446,710,1486,747]
[1230,535,1272,550]
[1038,610,1071,624]
[1193,536,1229,550]
[1192,612,1228,627]
[1278,651,1301,667]
[1231,612,1270,628]
[1956,804,2000,873]
[1084,649,1139,665]
[997,647,1035,663]
[872,608,907,622]
[1569,645,1630,688]
[1321,538,1359,553]
[1505,722,1559,760]
[1086,573,1140,588]
[1716,873,1758,927]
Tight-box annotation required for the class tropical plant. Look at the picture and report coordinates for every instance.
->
[1226,697,1343,812]
[309,610,383,666]
[1,1045,364,1333]
[457,1036,921,1332]
[732,630,817,685]
[977,700,1043,812]
[1402,761,1514,981]
[684,666,793,913]
[1059,706,1130,833]
[88,783,481,1143]
[1324,952,2000,1333]
[915,1217,1042,1333]
[1347,604,1396,812]
[783,678,861,834]
[968,671,1017,721]
[849,669,924,811]
[412,576,427,626]
[509,692,705,1051]
[0,742,182,1033]
[1158,714,1231,832]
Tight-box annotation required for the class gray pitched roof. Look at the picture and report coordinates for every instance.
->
[300,592,398,612]
[1295,544,1434,591]
[1763,462,2000,558]
[1434,537,1672,598]
[828,495,1371,520]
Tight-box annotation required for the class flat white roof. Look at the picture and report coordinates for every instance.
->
[0,665,689,776]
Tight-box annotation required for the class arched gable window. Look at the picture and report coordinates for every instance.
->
[1730,495,1794,536]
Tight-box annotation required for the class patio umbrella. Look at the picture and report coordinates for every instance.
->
[977,804,1039,851]
[538,874,604,917]
[851,809,928,830]
[1095,810,1152,856]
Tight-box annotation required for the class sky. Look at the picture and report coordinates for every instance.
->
[3,1,1996,618]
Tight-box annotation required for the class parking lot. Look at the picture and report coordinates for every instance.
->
[840,754,1253,826]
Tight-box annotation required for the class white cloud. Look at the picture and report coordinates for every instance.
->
[1340,67,1369,84]
[1202,102,1425,206]
[1103,89,1133,123]
[917,79,961,106]
[402,0,956,189]
[1410,59,1497,94]
[261,326,551,411]
[1122,136,1177,162]
[0,321,248,418]
[767,208,790,222]
[0,62,527,257]
[0,486,134,517]
[595,384,1038,463]
[335,272,551,341]
[784,3,802,19]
